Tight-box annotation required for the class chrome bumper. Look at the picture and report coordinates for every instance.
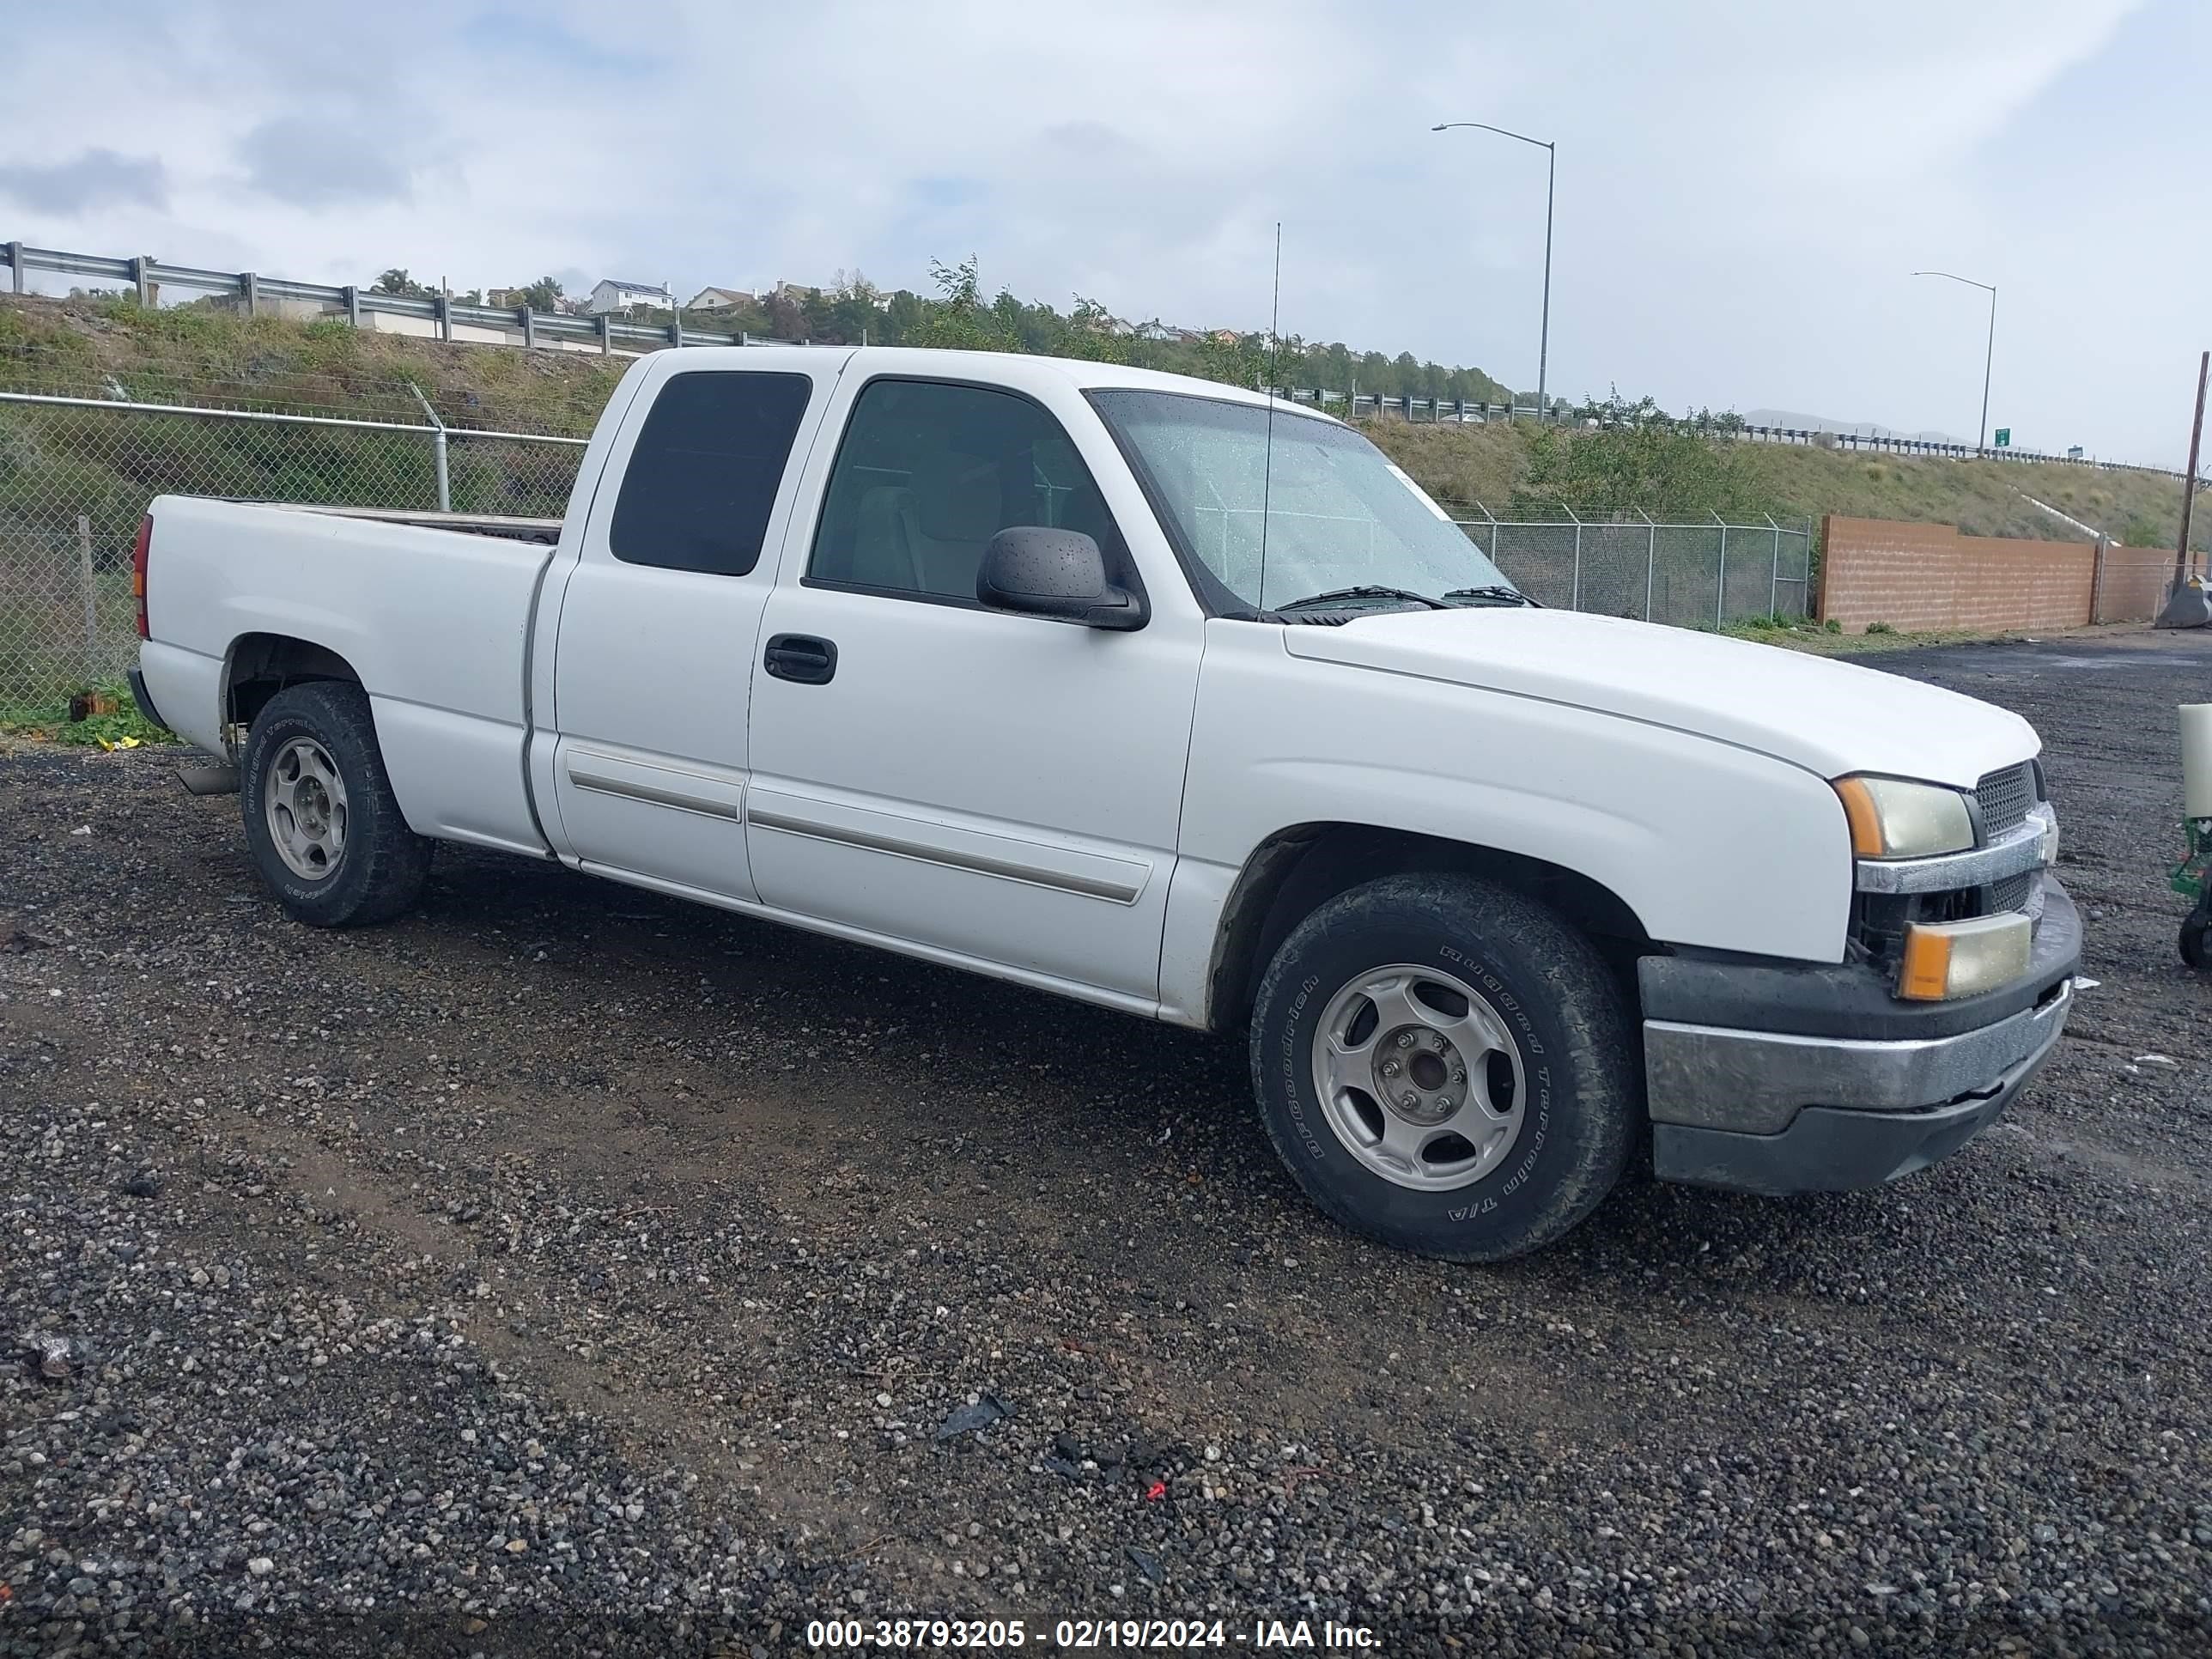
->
[1639,872,2080,1196]
[1644,976,2072,1136]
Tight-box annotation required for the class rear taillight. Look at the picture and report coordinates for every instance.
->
[132,514,153,640]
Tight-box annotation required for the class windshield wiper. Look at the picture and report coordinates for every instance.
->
[1273,585,1449,614]
[1439,585,1538,607]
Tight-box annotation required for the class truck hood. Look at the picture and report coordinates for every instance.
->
[1280,608,2038,787]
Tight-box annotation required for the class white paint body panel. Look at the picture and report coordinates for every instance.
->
[137,493,554,851]
[543,348,853,900]
[137,347,2047,1036]
[1281,608,2038,790]
[745,356,1206,1001]
[1163,623,1860,1015]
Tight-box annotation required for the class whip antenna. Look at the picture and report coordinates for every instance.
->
[1257,222,1282,613]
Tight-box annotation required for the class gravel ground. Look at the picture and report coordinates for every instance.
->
[4,628,2209,1657]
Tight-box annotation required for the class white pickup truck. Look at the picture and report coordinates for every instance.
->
[131,347,2078,1260]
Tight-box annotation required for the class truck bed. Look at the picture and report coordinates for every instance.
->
[136,495,562,859]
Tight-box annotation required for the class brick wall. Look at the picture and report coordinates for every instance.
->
[1817,515,2114,634]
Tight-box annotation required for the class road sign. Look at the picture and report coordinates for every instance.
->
[1995,428,2011,447]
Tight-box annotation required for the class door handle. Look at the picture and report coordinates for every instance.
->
[763,633,837,685]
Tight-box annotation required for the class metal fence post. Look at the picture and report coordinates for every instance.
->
[435,294,453,343]
[76,514,99,684]
[599,315,612,356]
[520,305,536,350]
[1643,508,1657,622]
[408,382,451,512]
[1767,514,1782,619]
[241,271,258,318]
[343,284,361,328]
[4,242,21,294]
[1714,511,1728,628]
[1565,505,1583,611]
[1768,514,1783,618]
[130,256,150,307]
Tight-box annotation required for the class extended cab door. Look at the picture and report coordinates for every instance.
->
[544,350,849,901]
[743,361,1205,1006]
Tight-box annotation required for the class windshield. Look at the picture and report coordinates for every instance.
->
[1089,390,1515,614]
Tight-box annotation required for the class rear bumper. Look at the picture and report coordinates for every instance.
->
[1640,879,2080,1195]
[126,666,167,733]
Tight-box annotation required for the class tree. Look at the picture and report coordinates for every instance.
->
[763,291,807,341]
[1059,297,1133,365]
[517,276,562,312]
[904,257,1015,352]
[372,269,427,297]
[1510,387,1771,520]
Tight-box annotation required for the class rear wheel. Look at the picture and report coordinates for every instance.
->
[240,682,429,927]
[1249,872,1637,1261]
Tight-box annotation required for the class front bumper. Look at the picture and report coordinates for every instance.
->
[1639,878,2080,1195]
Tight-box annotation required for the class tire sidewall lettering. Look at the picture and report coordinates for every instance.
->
[1279,973,1326,1158]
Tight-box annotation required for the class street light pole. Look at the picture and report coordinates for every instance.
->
[1912,270,1997,451]
[1433,120,1555,417]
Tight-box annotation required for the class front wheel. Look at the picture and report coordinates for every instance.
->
[1249,872,1637,1261]
[240,681,430,927]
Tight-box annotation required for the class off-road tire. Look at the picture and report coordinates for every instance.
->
[240,681,430,927]
[1249,872,1637,1261]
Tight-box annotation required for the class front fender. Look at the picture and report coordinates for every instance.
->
[1158,627,1854,1025]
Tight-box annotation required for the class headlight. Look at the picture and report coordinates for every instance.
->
[1832,775,1974,859]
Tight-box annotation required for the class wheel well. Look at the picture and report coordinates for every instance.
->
[224,634,364,738]
[1206,823,1654,1032]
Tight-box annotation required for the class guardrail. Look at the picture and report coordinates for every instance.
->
[1,241,799,356]
[1316,387,2185,477]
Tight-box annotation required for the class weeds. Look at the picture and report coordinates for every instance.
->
[0,682,177,746]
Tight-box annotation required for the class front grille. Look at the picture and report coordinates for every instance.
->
[1990,871,2033,914]
[1976,763,2036,837]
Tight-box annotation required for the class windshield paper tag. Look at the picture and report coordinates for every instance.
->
[1385,462,1455,522]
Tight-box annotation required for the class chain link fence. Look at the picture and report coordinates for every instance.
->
[1457,511,1814,627]
[3,392,1814,707]
[0,393,583,704]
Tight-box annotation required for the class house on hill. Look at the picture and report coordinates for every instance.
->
[688,286,756,311]
[587,278,672,314]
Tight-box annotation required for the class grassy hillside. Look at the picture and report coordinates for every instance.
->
[0,293,623,434]
[1363,415,2206,550]
[4,290,2202,552]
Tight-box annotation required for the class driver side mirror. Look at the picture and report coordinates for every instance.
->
[976,527,1148,631]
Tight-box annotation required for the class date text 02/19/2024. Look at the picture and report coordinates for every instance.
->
[803,1618,1380,1649]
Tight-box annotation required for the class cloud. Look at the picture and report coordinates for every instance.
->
[236,117,414,210]
[0,0,2195,464]
[0,149,167,214]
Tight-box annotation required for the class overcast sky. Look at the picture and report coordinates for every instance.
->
[3,0,2206,465]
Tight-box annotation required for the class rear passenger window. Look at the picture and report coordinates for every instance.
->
[609,371,811,575]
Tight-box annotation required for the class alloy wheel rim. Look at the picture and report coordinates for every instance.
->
[264,737,349,881]
[1310,963,1527,1191]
